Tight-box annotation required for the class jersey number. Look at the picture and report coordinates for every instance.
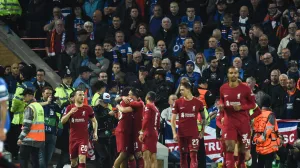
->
[192,139,199,146]
[154,112,159,127]
[80,145,88,152]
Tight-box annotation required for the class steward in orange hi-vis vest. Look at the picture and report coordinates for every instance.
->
[253,109,280,155]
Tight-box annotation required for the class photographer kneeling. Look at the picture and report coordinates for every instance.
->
[93,92,117,168]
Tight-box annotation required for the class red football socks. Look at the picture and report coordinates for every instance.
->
[225,152,235,168]
[78,163,86,168]
[190,152,198,168]
[128,159,137,168]
[237,152,246,168]
[137,157,144,168]
[180,152,188,168]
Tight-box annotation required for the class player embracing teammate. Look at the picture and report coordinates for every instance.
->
[113,90,160,168]
[218,67,257,168]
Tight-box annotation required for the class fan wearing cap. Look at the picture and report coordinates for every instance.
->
[287,60,300,81]
[11,66,36,149]
[55,69,75,107]
[176,60,201,89]
[17,89,45,168]
[91,81,107,107]
[73,66,93,105]
[146,51,162,78]
[208,0,227,25]
[140,68,174,110]
[201,56,225,97]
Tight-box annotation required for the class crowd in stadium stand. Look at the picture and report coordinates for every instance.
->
[1,0,300,167]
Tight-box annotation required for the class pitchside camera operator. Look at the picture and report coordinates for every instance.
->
[93,92,118,168]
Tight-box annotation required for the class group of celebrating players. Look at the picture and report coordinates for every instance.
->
[61,66,265,168]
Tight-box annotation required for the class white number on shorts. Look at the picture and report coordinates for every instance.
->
[192,139,199,146]
[134,142,138,149]
[80,145,88,152]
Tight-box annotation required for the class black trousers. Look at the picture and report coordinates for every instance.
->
[6,124,22,157]
[197,138,206,168]
[257,152,275,168]
[251,142,258,168]
[94,136,116,168]
[56,150,70,168]
[19,145,40,168]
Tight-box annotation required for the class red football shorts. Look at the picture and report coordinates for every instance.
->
[69,139,88,159]
[142,131,158,153]
[223,121,251,149]
[178,136,200,153]
[115,130,133,153]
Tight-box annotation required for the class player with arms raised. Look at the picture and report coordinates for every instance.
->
[138,91,160,168]
[219,67,256,168]
[171,82,205,168]
[61,89,98,168]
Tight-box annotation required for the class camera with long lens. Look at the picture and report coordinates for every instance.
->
[93,105,117,138]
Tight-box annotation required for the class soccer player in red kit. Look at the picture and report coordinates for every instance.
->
[113,96,134,168]
[138,91,160,168]
[171,82,205,168]
[219,67,256,168]
[117,88,145,168]
[61,89,98,168]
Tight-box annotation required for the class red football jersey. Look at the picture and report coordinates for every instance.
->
[142,103,160,133]
[115,100,133,133]
[172,97,204,137]
[64,104,95,140]
[219,83,256,122]
[129,100,144,135]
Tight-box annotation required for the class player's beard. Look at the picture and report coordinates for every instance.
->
[76,98,84,105]
[230,77,237,82]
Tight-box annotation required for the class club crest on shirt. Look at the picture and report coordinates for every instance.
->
[82,111,85,116]
[192,106,195,112]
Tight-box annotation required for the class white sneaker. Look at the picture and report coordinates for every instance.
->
[246,158,252,166]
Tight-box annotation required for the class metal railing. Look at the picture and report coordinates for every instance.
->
[20,37,47,51]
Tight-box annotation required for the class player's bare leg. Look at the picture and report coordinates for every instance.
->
[237,142,247,168]
[127,155,136,168]
[143,150,151,168]
[78,154,86,168]
[189,150,198,168]
[225,140,236,168]
[234,143,239,165]
[71,158,78,168]
[113,152,128,168]
[135,151,144,168]
[150,153,157,168]
[120,159,128,168]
